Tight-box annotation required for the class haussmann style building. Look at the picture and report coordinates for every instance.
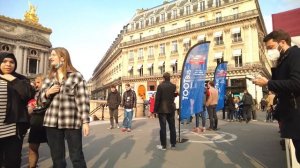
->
[91,0,272,104]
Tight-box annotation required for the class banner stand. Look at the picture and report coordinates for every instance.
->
[177,110,189,143]
[178,42,210,143]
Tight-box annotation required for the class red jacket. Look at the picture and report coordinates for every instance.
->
[149,97,155,113]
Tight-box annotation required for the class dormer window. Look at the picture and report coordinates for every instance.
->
[172,9,177,19]
[199,1,205,11]
[140,20,144,29]
[215,0,221,7]
[185,5,191,15]
[160,13,165,22]
[150,17,155,25]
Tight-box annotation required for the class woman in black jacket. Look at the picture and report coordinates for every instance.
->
[0,52,35,167]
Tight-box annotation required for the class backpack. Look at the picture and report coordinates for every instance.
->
[243,94,253,105]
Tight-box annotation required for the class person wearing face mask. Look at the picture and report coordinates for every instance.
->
[39,47,90,167]
[253,30,300,164]
[0,52,35,167]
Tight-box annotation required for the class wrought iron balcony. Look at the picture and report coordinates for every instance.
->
[121,9,258,47]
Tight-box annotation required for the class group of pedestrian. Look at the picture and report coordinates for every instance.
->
[106,83,137,132]
[0,47,91,168]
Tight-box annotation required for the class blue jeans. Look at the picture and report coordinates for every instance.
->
[196,109,207,128]
[123,109,133,129]
[46,127,87,168]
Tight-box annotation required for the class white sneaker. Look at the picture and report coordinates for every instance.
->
[156,145,166,151]
[116,124,120,128]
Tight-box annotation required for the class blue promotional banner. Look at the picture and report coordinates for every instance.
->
[213,62,228,111]
[179,42,210,121]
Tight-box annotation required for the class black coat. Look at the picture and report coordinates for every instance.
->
[3,76,35,124]
[107,91,121,109]
[154,81,176,114]
[268,45,300,139]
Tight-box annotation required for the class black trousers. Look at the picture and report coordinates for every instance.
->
[46,127,87,168]
[109,108,119,127]
[158,113,176,148]
[243,105,252,121]
[207,105,218,129]
[0,135,24,168]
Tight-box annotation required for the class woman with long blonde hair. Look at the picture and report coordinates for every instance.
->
[39,47,90,167]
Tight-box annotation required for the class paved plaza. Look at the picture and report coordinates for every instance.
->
[21,111,286,168]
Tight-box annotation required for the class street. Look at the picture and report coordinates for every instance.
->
[21,111,286,168]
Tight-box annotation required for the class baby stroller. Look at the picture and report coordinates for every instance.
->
[234,102,244,121]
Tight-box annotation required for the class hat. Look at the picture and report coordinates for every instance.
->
[0,52,17,74]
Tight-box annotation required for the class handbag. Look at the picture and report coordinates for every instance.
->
[30,93,54,128]
[30,106,47,128]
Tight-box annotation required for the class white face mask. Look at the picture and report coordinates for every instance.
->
[54,61,63,69]
[267,49,280,61]
[267,44,283,61]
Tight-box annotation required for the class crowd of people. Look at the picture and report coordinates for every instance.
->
[1,29,299,166]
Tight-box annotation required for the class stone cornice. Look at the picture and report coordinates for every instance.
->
[0,32,52,47]
[0,15,52,34]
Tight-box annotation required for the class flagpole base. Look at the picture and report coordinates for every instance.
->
[177,137,189,143]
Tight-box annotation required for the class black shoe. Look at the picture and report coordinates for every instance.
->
[171,144,176,150]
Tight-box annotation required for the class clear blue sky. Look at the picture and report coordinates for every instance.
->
[0,0,299,80]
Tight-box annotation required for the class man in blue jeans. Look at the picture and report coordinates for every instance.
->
[121,83,136,132]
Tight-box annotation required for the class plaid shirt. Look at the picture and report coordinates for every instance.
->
[40,72,90,129]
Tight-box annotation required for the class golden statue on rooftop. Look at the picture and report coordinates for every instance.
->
[24,1,39,24]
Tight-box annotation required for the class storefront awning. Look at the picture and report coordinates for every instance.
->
[158,61,165,67]
[183,38,190,44]
[231,27,241,34]
[214,31,223,37]
[197,34,205,41]
[232,49,242,57]
[128,66,133,71]
[170,59,177,66]
[214,52,223,59]
[137,64,143,70]
[147,63,153,69]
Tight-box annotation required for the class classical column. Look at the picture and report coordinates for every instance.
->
[23,48,28,74]
[14,45,23,73]
[36,59,39,74]
[44,52,49,74]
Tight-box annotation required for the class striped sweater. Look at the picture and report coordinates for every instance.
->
[0,79,16,138]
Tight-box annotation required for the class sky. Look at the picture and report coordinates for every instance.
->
[0,0,299,80]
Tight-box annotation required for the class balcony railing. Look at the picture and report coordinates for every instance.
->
[232,37,243,43]
[215,41,224,45]
[122,70,182,80]
[121,9,258,47]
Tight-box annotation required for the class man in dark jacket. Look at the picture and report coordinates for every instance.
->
[154,72,176,150]
[253,30,300,163]
[107,85,121,129]
[242,89,253,123]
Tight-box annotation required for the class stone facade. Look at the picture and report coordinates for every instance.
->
[92,0,271,102]
[0,15,52,79]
